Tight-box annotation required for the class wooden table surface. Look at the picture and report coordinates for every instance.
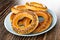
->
[0,0,60,40]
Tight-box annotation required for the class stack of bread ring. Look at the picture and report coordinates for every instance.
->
[10,2,52,34]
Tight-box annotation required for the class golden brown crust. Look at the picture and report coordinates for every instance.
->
[11,5,27,14]
[25,2,47,11]
[10,2,52,34]
[12,11,39,34]
[15,11,52,33]
[32,11,52,33]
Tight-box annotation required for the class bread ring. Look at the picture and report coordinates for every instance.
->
[11,5,26,14]
[32,11,52,33]
[12,11,39,34]
[25,2,47,11]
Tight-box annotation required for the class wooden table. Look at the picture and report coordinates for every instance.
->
[0,0,60,40]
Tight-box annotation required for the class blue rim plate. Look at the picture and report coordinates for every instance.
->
[4,9,57,36]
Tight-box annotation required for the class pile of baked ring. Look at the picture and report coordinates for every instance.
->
[10,2,52,34]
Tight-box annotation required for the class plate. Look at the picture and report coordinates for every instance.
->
[4,9,57,36]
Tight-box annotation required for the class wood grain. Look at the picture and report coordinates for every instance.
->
[0,0,60,40]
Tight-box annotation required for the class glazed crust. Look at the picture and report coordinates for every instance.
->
[32,11,52,33]
[12,11,39,34]
[25,2,47,11]
[10,2,52,34]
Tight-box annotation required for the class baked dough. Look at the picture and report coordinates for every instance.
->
[12,11,39,34]
[32,11,52,33]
